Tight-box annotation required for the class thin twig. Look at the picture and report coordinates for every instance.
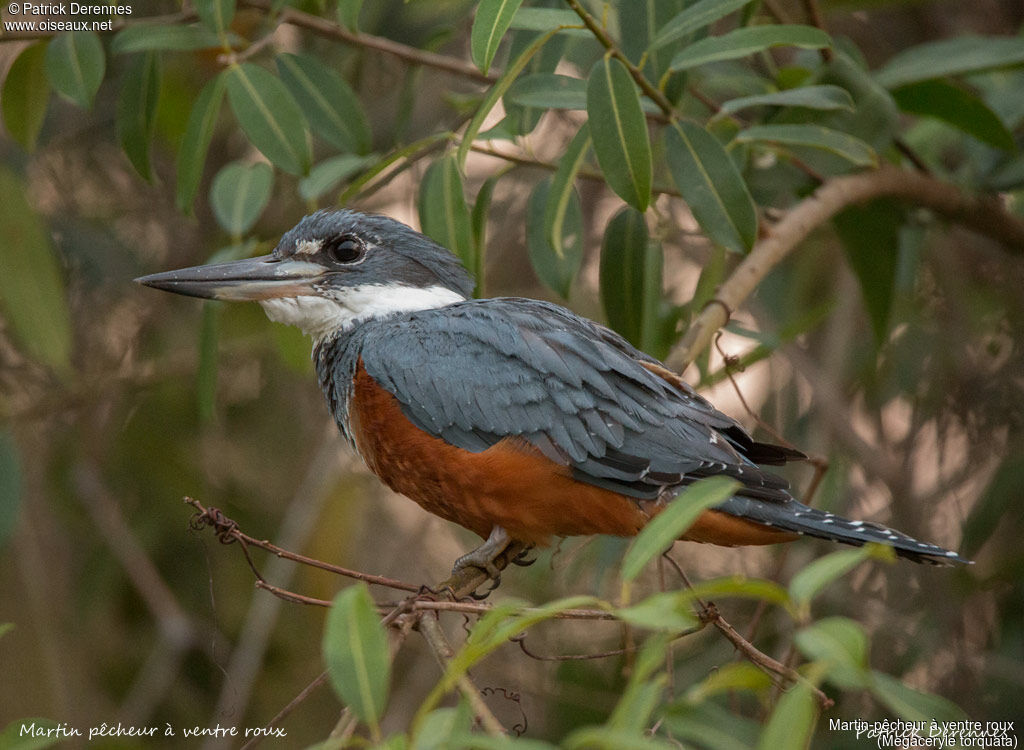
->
[185,496,422,593]
[239,672,329,750]
[667,166,1024,370]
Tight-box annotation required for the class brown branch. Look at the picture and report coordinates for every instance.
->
[667,166,1024,370]
[185,496,422,593]
[703,604,834,709]
[239,0,496,84]
[563,0,676,116]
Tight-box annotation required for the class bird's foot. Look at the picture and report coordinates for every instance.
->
[450,526,513,597]
[509,545,538,567]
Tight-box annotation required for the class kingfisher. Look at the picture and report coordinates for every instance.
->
[137,209,967,578]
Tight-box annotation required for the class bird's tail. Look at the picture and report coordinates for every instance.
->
[715,495,971,565]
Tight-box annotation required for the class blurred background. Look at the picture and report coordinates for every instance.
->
[1,0,1023,745]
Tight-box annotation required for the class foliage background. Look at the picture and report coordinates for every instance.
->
[0,0,1023,746]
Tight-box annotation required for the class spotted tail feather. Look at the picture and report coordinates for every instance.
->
[716,496,971,565]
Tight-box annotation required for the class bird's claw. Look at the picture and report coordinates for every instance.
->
[510,546,537,567]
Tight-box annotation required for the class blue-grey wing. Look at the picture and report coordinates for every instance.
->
[359,298,798,501]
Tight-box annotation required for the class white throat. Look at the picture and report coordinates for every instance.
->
[258,283,466,341]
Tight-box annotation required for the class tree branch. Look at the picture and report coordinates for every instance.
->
[667,166,1024,371]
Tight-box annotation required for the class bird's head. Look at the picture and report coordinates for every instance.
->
[136,210,474,340]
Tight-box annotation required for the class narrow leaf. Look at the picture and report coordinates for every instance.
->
[875,35,1024,89]
[735,124,877,167]
[622,477,740,581]
[870,672,967,723]
[892,79,1015,151]
[457,28,560,169]
[665,121,757,253]
[337,0,362,32]
[789,546,871,608]
[471,0,525,75]
[2,43,50,152]
[795,617,870,689]
[176,74,227,214]
[586,56,652,211]
[470,174,500,290]
[299,154,375,202]
[757,679,818,750]
[600,207,660,350]
[418,155,475,274]
[505,73,587,111]
[116,51,161,181]
[323,584,391,728]
[195,0,235,35]
[0,430,23,550]
[718,85,854,117]
[615,592,698,632]
[111,24,228,54]
[210,161,274,236]
[648,0,755,53]
[833,199,903,345]
[545,123,591,258]
[225,63,311,175]
[509,7,588,36]
[276,53,371,154]
[527,177,583,299]
[0,167,72,374]
[45,31,105,109]
[197,302,220,422]
[669,25,831,72]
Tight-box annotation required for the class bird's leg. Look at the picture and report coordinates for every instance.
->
[452,526,513,585]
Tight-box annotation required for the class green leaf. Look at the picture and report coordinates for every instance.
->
[210,161,274,236]
[225,63,311,176]
[608,635,669,732]
[528,178,584,299]
[600,207,660,351]
[795,617,870,689]
[505,73,587,111]
[586,56,652,212]
[0,167,72,374]
[892,79,1015,151]
[509,7,588,36]
[869,672,967,723]
[323,584,391,729]
[615,591,698,632]
[685,661,773,702]
[662,702,760,750]
[2,43,50,152]
[833,199,903,345]
[116,52,161,181]
[45,31,105,109]
[546,123,591,259]
[197,302,220,422]
[686,575,793,610]
[718,85,854,117]
[457,28,560,170]
[563,728,680,750]
[337,0,362,32]
[276,53,371,154]
[0,430,23,550]
[0,718,63,750]
[471,0,524,75]
[735,124,877,167]
[669,25,831,72]
[176,74,227,214]
[299,154,375,202]
[665,121,757,254]
[757,679,818,750]
[648,0,755,53]
[195,0,235,35]
[418,155,475,274]
[413,705,473,750]
[470,174,500,290]
[875,35,1024,89]
[621,477,740,581]
[788,546,872,609]
[111,24,228,54]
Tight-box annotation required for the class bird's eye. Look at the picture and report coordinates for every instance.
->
[323,235,365,264]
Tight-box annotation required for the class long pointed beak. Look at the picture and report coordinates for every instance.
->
[135,254,327,301]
